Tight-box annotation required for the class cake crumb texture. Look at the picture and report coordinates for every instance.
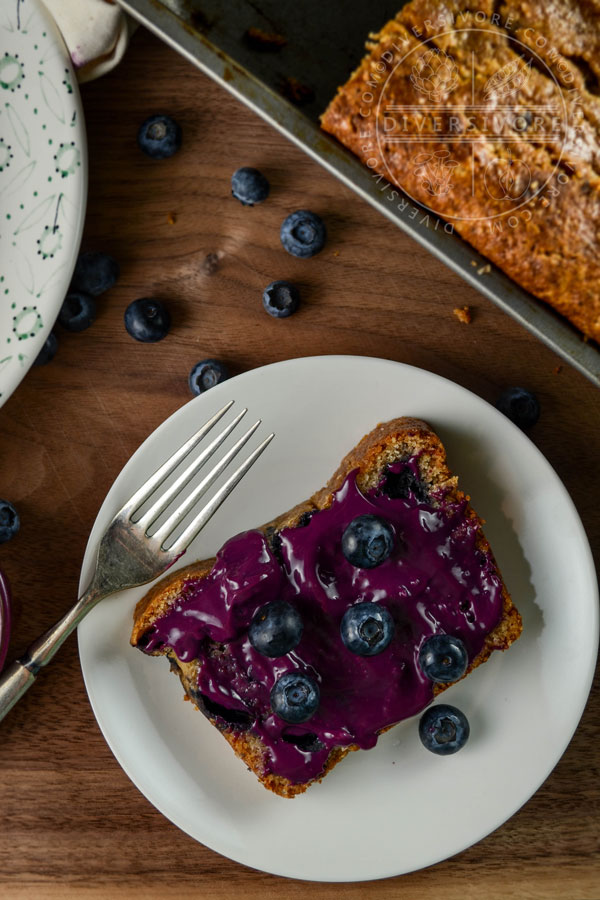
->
[454,305,473,323]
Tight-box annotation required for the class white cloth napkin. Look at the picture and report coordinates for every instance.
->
[43,0,131,82]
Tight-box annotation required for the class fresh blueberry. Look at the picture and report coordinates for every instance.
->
[58,291,96,332]
[262,280,300,318]
[341,515,395,569]
[418,634,468,683]
[270,672,320,723]
[231,167,270,206]
[280,210,326,258]
[419,704,470,755]
[71,251,119,296]
[496,387,540,429]
[33,332,58,366]
[137,114,182,159]
[249,599,303,657]
[0,500,19,544]
[188,358,229,395]
[124,298,170,342]
[340,602,395,656]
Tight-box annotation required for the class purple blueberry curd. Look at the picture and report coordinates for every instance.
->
[139,458,504,784]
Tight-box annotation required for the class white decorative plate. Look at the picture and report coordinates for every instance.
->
[0,0,87,405]
[78,356,598,882]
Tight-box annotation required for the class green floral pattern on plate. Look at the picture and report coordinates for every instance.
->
[0,0,87,405]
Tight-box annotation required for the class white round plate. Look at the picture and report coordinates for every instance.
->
[0,0,87,405]
[78,356,598,882]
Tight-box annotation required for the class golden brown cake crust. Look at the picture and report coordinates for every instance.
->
[320,0,600,343]
[131,417,522,798]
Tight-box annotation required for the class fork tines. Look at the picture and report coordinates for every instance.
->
[123,401,273,554]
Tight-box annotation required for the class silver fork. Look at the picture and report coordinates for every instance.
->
[0,401,274,723]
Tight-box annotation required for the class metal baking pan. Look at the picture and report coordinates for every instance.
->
[116,0,600,387]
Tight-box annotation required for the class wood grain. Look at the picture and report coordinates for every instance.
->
[0,27,598,900]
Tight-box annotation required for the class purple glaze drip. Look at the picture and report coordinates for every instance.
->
[140,459,503,784]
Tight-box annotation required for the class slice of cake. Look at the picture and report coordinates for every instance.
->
[131,418,522,797]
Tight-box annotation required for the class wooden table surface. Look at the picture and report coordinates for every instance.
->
[0,26,598,900]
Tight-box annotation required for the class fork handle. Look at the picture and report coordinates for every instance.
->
[0,661,37,722]
[0,584,102,723]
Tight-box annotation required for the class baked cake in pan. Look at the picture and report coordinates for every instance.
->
[321,0,600,343]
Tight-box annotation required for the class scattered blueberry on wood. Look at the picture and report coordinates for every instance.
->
[124,298,171,342]
[231,167,270,206]
[0,500,19,544]
[33,332,58,366]
[262,280,300,318]
[70,251,119,296]
[188,358,229,395]
[280,210,326,258]
[496,387,540,429]
[58,291,96,332]
[137,114,182,159]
